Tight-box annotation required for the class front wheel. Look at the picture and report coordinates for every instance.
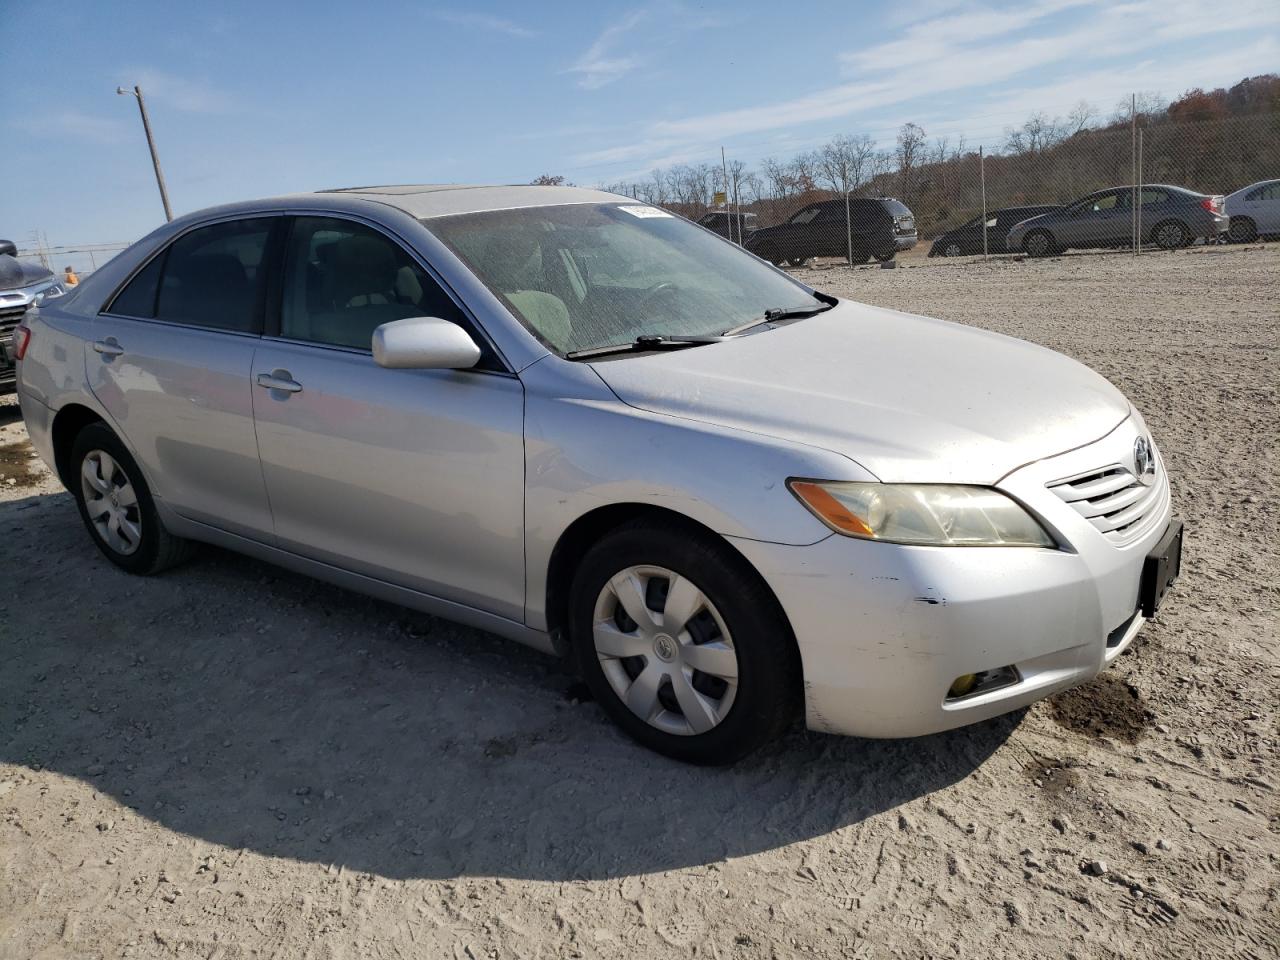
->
[71,423,194,575]
[569,519,800,764]
[942,241,963,257]
[1023,229,1056,257]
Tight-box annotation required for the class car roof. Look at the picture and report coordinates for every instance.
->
[311,183,629,219]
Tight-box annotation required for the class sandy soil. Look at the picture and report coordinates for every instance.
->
[1,243,1277,959]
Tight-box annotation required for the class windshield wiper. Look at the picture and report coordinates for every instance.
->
[722,298,835,337]
[565,334,726,361]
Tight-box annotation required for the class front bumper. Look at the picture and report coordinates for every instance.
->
[729,420,1175,738]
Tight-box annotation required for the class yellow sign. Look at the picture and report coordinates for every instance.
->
[713,191,727,206]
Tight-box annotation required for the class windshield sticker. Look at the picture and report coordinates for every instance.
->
[618,205,674,218]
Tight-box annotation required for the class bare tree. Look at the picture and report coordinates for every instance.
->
[895,122,927,196]
[817,133,876,194]
[530,174,568,186]
[789,151,819,194]
[1065,100,1098,135]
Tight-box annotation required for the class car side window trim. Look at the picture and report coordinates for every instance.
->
[100,212,284,333]
[264,212,513,376]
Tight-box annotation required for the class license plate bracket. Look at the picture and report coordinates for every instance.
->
[1140,519,1183,617]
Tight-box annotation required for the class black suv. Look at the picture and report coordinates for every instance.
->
[745,198,916,266]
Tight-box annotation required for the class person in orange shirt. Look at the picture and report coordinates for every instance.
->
[63,266,79,286]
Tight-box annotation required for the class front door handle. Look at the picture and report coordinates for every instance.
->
[256,370,303,394]
[92,338,124,358]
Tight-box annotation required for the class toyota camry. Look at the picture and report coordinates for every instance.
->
[14,184,1183,763]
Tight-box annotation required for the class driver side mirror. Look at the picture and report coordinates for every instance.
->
[372,316,481,370]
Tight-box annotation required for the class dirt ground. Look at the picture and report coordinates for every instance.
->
[1,244,1277,960]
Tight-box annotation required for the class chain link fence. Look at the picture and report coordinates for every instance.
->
[597,77,1280,265]
[12,241,132,281]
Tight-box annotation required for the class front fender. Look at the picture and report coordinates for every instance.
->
[520,356,872,630]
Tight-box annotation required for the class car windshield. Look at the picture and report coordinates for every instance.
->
[425,203,821,355]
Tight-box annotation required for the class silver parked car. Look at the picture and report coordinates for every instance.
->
[1224,178,1280,243]
[1006,184,1227,256]
[15,185,1183,763]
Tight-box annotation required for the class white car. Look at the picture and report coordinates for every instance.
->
[1224,179,1279,243]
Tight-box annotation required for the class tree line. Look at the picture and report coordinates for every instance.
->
[555,74,1279,238]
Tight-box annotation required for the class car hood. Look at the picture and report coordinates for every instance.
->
[0,254,55,292]
[1007,213,1051,234]
[588,300,1130,483]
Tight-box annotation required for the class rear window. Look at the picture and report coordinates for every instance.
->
[882,200,912,217]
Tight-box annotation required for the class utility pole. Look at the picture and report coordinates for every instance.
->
[117,85,173,221]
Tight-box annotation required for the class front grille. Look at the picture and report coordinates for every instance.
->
[1047,463,1166,545]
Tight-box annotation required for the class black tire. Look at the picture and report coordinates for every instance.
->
[942,241,963,258]
[71,422,194,575]
[1151,219,1189,250]
[1023,229,1056,257]
[873,250,896,263]
[786,257,811,268]
[1228,216,1258,243]
[568,518,800,765]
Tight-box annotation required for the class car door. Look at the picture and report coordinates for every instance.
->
[1063,190,1127,247]
[88,216,278,539]
[250,214,526,620]
[1252,182,1280,233]
[781,205,820,259]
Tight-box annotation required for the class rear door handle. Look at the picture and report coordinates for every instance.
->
[92,338,124,358]
[256,370,303,394]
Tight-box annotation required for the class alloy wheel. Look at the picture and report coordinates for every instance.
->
[592,565,739,736]
[1155,222,1187,249]
[80,450,143,555]
[944,242,962,257]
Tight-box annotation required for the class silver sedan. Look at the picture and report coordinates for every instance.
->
[14,185,1183,763]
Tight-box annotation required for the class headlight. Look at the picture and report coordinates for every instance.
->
[789,480,1055,547]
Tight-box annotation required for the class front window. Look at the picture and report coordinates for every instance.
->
[425,204,822,354]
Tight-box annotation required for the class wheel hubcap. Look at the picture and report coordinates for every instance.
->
[945,244,961,257]
[593,565,739,736]
[81,450,142,556]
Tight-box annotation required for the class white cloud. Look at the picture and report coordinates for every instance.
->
[567,10,648,90]
[569,0,1280,174]
[121,68,233,113]
[432,10,536,38]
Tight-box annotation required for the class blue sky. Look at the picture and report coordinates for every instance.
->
[3,0,1277,260]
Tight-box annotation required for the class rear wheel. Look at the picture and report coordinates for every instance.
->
[71,423,194,575]
[1023,229,1056,257]
[942,241,963,258]
[1228,216,1258,243]
[569,519,799,764]
[1152,219,1190,250]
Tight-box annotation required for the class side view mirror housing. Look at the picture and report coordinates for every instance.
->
[372,316,481,370]
[0,240,17,257]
